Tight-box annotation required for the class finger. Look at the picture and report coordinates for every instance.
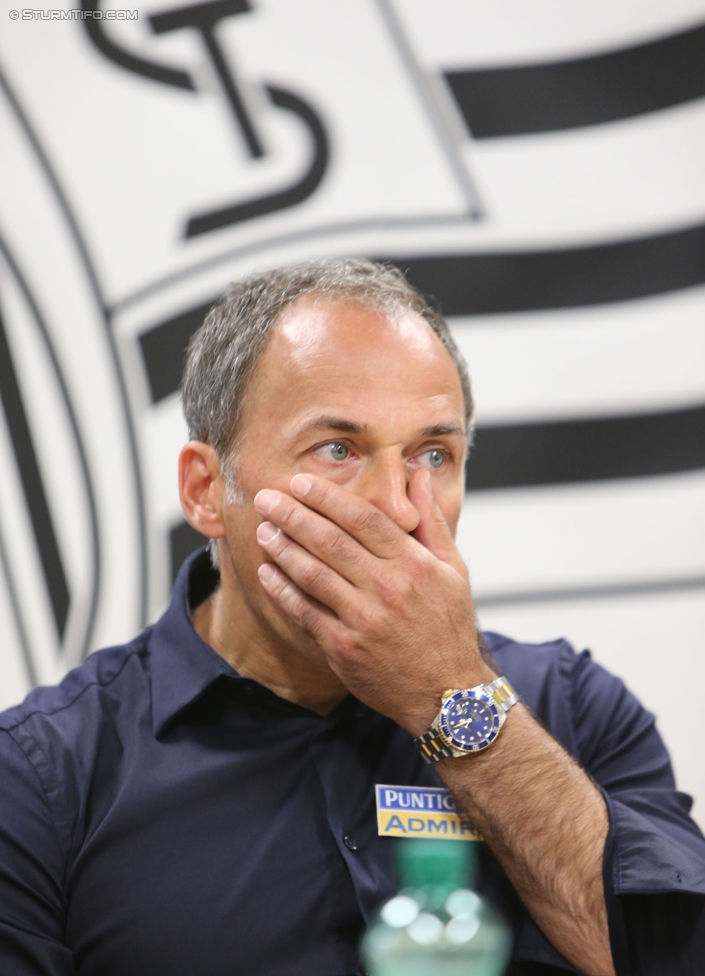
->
[254,488,377,585]
[257,561,340,641]
[408,470,463,567]
[256,520,358,619]
[287,474,408,559]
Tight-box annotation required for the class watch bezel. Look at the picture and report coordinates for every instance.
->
[439,689,501,753]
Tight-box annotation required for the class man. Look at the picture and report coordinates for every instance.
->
[0,259,703,976]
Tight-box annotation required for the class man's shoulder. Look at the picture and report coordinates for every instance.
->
[0,630,153,736]
[482,630,635,759]
[483,630,634,707]
[482,630,584,694]
[483,630,577,660]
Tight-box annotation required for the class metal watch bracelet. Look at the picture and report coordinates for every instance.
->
[414,676,519,763]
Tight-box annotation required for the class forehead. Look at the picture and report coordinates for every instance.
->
[277,294,436,350]
[240,296,465,431]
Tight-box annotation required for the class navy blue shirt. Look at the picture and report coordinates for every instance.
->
[1,550,704,975]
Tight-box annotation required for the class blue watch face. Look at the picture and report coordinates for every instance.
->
[440,692,500,751]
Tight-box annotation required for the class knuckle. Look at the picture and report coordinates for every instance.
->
[406,549,429,580]
[268,529,287,556]
[375,572,398,602]
[294,598,312,625]
[282,498,314,533]
[378,562,412,597]
[348,506,370,531]
[334,630,359,660]
[358,508,402,551]
[315,525,341,556]
[278,503,298,529]
[283,583,309,622]
[268,572,288,600]
[350,506,381,533]
[315,480,331,506]
[337,536,365,567]
[278,577,298,605]
[357,602,383,634]
[300,560,326,590]
[314,525,365,569]
[299,606,324,641]
[374,569,416,615]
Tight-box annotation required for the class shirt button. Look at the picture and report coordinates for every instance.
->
[343,834,358,851]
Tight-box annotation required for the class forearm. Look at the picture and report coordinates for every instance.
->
[436,704,615,976]
[251,475,616,971]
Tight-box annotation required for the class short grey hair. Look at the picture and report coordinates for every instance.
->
[181,258,474,469]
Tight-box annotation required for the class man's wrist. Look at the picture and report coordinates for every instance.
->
[414,674,518,762]
[402,663,499,737]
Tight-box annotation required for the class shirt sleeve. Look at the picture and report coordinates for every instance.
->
[570,650,705,975]
[0,729,76,975]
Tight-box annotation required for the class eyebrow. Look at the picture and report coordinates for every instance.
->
[293,417,465,439]
[293,416,371,438]
[420,423,465,438]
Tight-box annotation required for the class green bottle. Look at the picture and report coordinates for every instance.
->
[362,839,511,976]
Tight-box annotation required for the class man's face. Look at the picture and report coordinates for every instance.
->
[219,296,467,652]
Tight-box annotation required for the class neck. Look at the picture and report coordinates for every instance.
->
[191,573,348,716]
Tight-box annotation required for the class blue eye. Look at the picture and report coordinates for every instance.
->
[326,442,349,461]
[424,449,445,469]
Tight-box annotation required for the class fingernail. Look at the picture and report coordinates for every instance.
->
[290,474,312,497]
[256,521,280,543]
[258,563,276,584]
[254,489,279,514]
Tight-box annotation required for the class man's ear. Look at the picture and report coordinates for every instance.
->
[178,441,227,541]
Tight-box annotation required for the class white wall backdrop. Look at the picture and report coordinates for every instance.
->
[1,0,704,818]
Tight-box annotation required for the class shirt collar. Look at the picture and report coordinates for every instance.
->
[149,546,369,736]
[149,547,235,737]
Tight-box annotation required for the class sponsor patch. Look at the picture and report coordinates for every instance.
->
[376,784,482,841]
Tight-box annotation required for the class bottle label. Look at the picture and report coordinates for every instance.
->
[375,785,482,841]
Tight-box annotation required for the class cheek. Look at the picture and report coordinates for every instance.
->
[435,484,464,536]
[298,452,359,486]
[223,504,264,565]
[233,448,294,500]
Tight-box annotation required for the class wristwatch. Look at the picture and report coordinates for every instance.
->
[414,677,520,763]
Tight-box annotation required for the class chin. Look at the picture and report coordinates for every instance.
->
[254,595,331,669]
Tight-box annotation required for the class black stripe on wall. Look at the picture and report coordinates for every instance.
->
[466,404,705,491]
[139,301,213,403]
[169,516,705,602]
[0,301,70,637]
[81,0,195,91]
[168,405,705,579]
[185,86,329,239]
[385,222,705,316]
[141,223,705,405]
[445,22,705,138]
[475,574,705,609]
